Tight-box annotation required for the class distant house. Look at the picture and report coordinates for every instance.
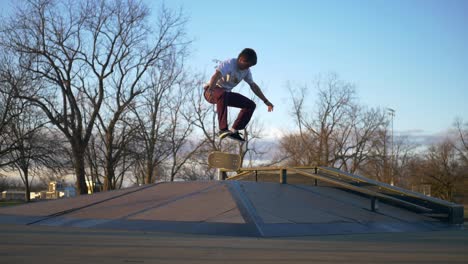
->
[1,190,26,201]
[44,181,76,199]
[86,180,103,194]
[36,180,102,200]
[61,187,76,198]
[30,192,41,200]
[45,181,62,199]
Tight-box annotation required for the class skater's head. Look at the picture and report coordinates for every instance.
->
[237,48,257,70]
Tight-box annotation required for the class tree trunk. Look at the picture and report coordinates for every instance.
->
[22,167,31,202]
[145,159,154,184]
[104,136,115,191]
[318,136,324,166]
[104,161,115,191]
[72,144,88,195]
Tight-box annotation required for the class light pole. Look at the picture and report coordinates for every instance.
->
[387,108,395,186]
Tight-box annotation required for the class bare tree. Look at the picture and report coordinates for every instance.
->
[89,3,189,189]
[279,133,315,166]
[0,55,26,168]
[131,63,180,184]
[165,76,207,181]
[83,133,104,191]
[359,127,420,186]
[334,107,387,173]
[452,118,468,203]
[241,119,270,167]
[391,135,419,188]
[184,78,218,180]
[285,73,399,180]
[0,0,188,194]
[353,128,387,182]
[84,128,133,192]
[454,119,468,167]
[0,89,18,168]
[421,139,463,201]
[286,73,357,167]
[8,111,62,202]
[0,51,65,201]
[286,83,316,165]
[0,174,9,192]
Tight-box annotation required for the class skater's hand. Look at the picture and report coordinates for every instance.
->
[207,87,214,101]
[204,85,215,101]
[265,101,274,112]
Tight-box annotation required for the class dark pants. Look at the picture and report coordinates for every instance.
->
[204,86,256,131]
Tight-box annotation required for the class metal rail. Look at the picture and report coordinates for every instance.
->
[224,166,464,224]
[289,168,432,213]
[316,167,464,224]
[318,167,461,209]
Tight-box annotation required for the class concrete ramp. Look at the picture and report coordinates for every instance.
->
[0,181,456,237]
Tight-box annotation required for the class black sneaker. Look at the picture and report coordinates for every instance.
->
[218,129,232,139]
[228,131,245,142]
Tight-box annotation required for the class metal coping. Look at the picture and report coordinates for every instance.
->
[225,166,464,224]
[318,167,462,208]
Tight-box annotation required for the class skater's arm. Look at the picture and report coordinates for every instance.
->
[249,82,274,112]
[207,70,222,90]
[205,71,222,100]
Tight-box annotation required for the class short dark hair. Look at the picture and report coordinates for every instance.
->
[238,48,257,66]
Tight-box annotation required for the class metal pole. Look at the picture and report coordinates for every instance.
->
[371,197,379,211]
[387,108,395,186]
[217,169,227,181]
[280,168,287,184]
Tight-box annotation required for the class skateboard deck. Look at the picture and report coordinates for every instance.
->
[208,151,241,171]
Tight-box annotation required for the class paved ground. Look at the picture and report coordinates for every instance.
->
[1,181,465,263]
[1,224,467,264]
[0,181,454,237]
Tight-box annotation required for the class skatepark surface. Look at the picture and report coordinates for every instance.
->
[1,224,467,263]
[0,181,459,237]
[0,180,466,263]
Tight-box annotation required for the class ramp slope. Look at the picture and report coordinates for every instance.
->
[1,180,458,237]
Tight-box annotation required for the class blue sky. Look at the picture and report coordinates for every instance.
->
[157,0,468,137]
[1,0,467,138]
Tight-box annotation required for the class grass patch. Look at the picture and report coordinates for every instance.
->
[0,200,25,207]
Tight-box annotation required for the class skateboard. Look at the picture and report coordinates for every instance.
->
[208,151,241,171]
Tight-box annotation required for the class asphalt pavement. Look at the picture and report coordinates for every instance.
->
[1,224,467,264]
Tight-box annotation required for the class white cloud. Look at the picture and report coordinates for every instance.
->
[262,126,289,140]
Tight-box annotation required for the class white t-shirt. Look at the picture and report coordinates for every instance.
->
[212,58,254,91]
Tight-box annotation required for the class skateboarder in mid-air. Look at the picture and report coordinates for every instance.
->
[204,48,274,142]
